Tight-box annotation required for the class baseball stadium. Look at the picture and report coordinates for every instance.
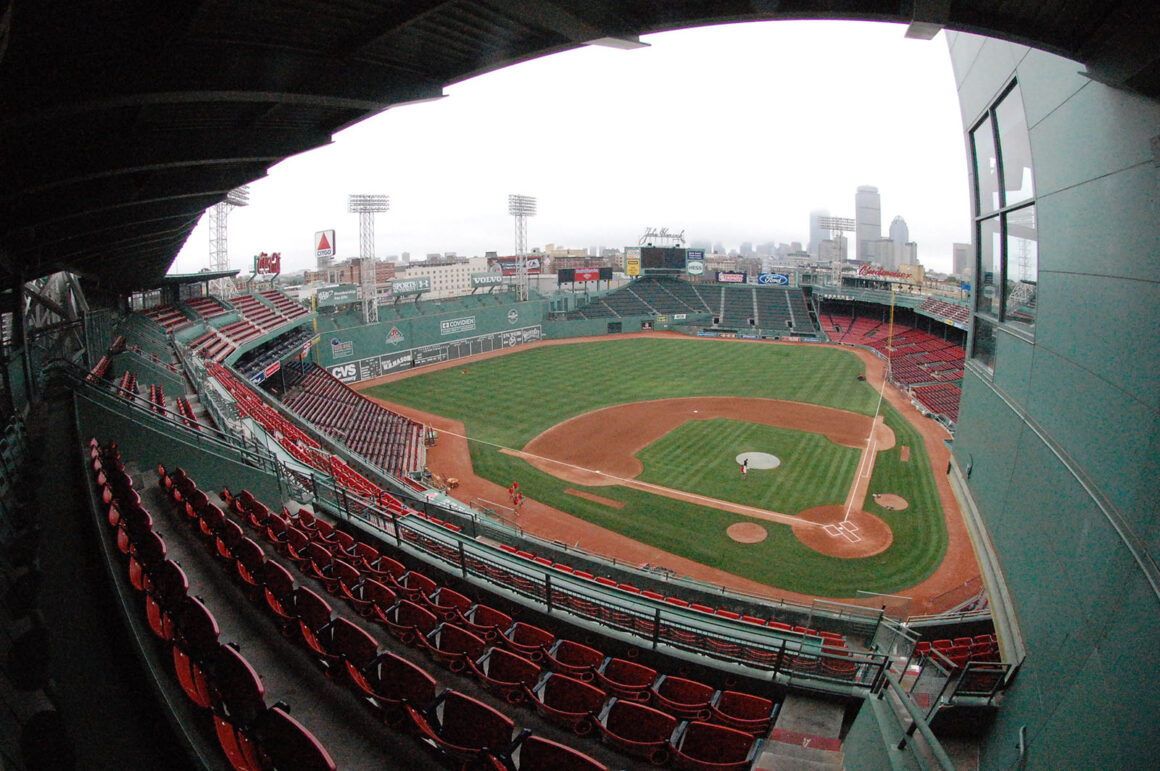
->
[1,5,1157,771]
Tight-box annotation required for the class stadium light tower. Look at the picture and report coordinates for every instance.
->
[817,215,856,286]
[207,185,250,298]
[348,193,389,324]
[508,194,537,301]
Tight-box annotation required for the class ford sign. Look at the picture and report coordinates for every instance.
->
[758,272,790,286]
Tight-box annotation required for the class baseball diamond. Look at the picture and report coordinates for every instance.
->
[359,333,975,609]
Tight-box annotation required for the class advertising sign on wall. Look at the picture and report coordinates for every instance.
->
[314,230,335,261]
[488,256,542,276]
[390,276,431,295]
[315,284,359,307]
[471,273,504,288]
[717,271,747,283]
[758,272,790,286]
[439,317,476,336]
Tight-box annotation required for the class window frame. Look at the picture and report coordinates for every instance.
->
[969,79,1038,372]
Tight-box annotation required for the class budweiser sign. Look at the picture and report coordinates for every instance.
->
[858,264,911,280]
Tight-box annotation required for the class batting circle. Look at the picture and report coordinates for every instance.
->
[736,451,780,469]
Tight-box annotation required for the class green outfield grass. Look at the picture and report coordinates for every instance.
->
[362,337,948,597]
[634,419,860,513]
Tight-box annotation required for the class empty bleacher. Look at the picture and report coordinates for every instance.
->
[281,365,426,478]
[563,278,821,335]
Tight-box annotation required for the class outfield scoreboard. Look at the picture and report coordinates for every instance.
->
[640,246,688,272]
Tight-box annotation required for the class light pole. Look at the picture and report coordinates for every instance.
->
[348,194,389,324]
[508,194,537,301]
[207,185,250,298]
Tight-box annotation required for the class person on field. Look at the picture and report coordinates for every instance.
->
[741,459,748,479]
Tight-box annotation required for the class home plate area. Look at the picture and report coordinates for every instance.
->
[823,519,863,543]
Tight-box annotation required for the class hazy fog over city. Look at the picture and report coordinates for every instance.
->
[170,21,971,276]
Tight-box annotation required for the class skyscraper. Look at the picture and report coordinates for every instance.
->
[809,209,829,255]
[952,243,971,277]
[888,215,910,268]
[855,186,881,262]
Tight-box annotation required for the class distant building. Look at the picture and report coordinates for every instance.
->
[818,235,847,263]
[855,186,882,262]
[308,257,395,288]
[394,256,488,300]
[952,242,971,277]
[809,209,830,256]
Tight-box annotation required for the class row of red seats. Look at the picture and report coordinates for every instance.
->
[209,364,420,518]
[118,370,137,397]
[90,440,336,770]
[148,383,165,413]
[259,289,310,319]
[186,295,229,319]
[223,484,780,767]
[141,304,189,332]
[162,470,610,770]
[916,633,1000,670]
[176,396,200,431]
[86,354,112,383]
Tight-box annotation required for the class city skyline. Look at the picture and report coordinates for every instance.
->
[169,21,972,277]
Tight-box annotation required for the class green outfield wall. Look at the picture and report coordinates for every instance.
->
[316,299,546,384]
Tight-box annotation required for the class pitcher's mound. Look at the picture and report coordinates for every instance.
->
[736,452,780,470]
[792,505,893,558]
[727,522,768,543]
[872,493,908,511]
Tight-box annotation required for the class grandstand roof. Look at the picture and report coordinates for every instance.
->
[2,2,1157,291]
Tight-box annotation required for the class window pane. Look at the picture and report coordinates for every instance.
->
[1004,205,1038,331]
[972,317,997,371]
[971,115,1000,214]
[995,83,1034,206]
[976,217,1001,317]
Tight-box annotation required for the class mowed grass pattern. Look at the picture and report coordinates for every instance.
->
[363,337,948,597]
[635,419,860,514]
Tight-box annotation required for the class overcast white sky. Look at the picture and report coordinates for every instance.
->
[170,20,971,277]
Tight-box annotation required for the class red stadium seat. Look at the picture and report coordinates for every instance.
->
[709,690,776,735]
[423,586,473,620]
[375,599,439,647]
[145,559,188,641]
[405,690,517,766]
[506,735,609,771]
[424,623,487,673]
[502,622,554,660]
[544,639,604,681]
[255,705,336,771]
[343,576,397,619]
[669,720,757,771]
[595,657,657,701]
[467,646,541,704]
[651,675,715,720]
[595,697,677,765]
[526,672,608,736]
[346,649,438,725]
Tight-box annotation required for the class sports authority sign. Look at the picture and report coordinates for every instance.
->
[314,230,335,261]
[391,277,431,296]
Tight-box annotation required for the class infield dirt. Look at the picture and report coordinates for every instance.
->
[357,332,980,614]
